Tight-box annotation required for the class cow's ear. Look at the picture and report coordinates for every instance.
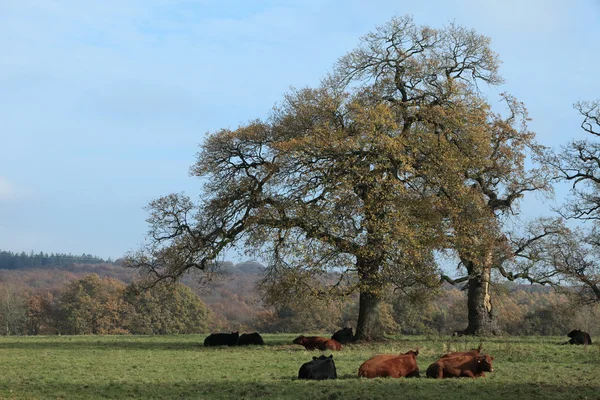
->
[329,355,333,359]
[491,356,495,360]
[313,356,318,360]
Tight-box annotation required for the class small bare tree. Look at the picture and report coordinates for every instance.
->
[0,283,28,336]
[544,100,600,303]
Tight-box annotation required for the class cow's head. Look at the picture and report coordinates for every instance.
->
[567,329,582,338]
[293,335,305,345]
[477,355,494,372]
[404,349,419,357]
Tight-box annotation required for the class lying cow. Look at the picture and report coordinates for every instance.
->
[440,344,482,358]
[238,332,264,345]
[298,355,337,380]
[203,331,239,347]
[292,335,342,351]
[426,354,494,379]
[358,349,420,378]
[563,329,592,345]
[332,327,353,344]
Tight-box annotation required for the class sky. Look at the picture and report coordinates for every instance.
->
[1,0,599,262]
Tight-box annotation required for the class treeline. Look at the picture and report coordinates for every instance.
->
[0,250,111,270]
[249,284,600,337]
[188,267,600,337]
[0,261,597,337]
[0,274,212,335]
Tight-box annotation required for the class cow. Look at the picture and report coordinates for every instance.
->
[292,335,342,351]
[563,329,592,345]
[203,331,239,347]
[332,327,353,344]
[237,332,264,345]
[426,354,494,379]
[298,355,338,380]
[440,343,482,358]
[358,349,420,378]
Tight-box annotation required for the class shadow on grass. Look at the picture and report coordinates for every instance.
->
[4,379,599,400]
[0,335,594,354]
[0,338,204,352]
[0,337,302,352]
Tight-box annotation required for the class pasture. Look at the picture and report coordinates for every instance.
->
[0,334,597,399]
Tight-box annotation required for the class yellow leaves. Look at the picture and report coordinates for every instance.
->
[347,101,398,132]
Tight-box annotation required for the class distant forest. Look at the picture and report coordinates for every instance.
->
[0,249,113,270]
[0,249,598,337]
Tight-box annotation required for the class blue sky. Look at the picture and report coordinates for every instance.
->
[1,0,599,261]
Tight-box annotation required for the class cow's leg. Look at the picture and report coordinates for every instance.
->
[405,369,420,378]
[461,370,477,378]
[429,368,443,379]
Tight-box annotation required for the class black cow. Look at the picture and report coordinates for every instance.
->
[298,355,337,380]
[332,327,353,344]
[564,329,592,345]
[238,332,264,345]
[204,331,239,347]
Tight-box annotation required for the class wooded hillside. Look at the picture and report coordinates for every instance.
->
[0,254,597,336]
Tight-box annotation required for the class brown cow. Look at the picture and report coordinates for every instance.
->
[440,344,482,358]
[358,349,420,378]
[292,335,342,351]
[426,354,494,379]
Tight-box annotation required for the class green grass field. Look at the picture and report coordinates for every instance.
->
[0,334,598,399]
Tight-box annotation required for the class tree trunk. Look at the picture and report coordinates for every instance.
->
[463,264,498,336]
[354,289,384,341]
[353,256,385,341]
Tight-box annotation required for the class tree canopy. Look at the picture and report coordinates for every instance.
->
[126,15,551,339]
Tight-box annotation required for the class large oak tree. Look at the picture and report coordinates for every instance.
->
[126,16,549,339]
[330,16,555,335]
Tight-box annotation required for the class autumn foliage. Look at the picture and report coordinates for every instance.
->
[0,263,598,337]
[0,271,212,335]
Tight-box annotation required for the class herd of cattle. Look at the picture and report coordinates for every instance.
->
[203,328,593,380]
[294,340,494,380]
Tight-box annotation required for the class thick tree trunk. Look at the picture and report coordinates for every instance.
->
[354,289,384,341]
[463,264,498,336]
[353,256,385,341]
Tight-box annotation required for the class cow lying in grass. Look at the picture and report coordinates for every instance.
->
[298,355,337,380]
[293,335,342,351]
[204,331,265,346]
[331,327,353,344]
[237,332,264,345]
[563,329,592,345]
[358,349,420,378]
[203,331,240,347]
[426,354,494,378]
